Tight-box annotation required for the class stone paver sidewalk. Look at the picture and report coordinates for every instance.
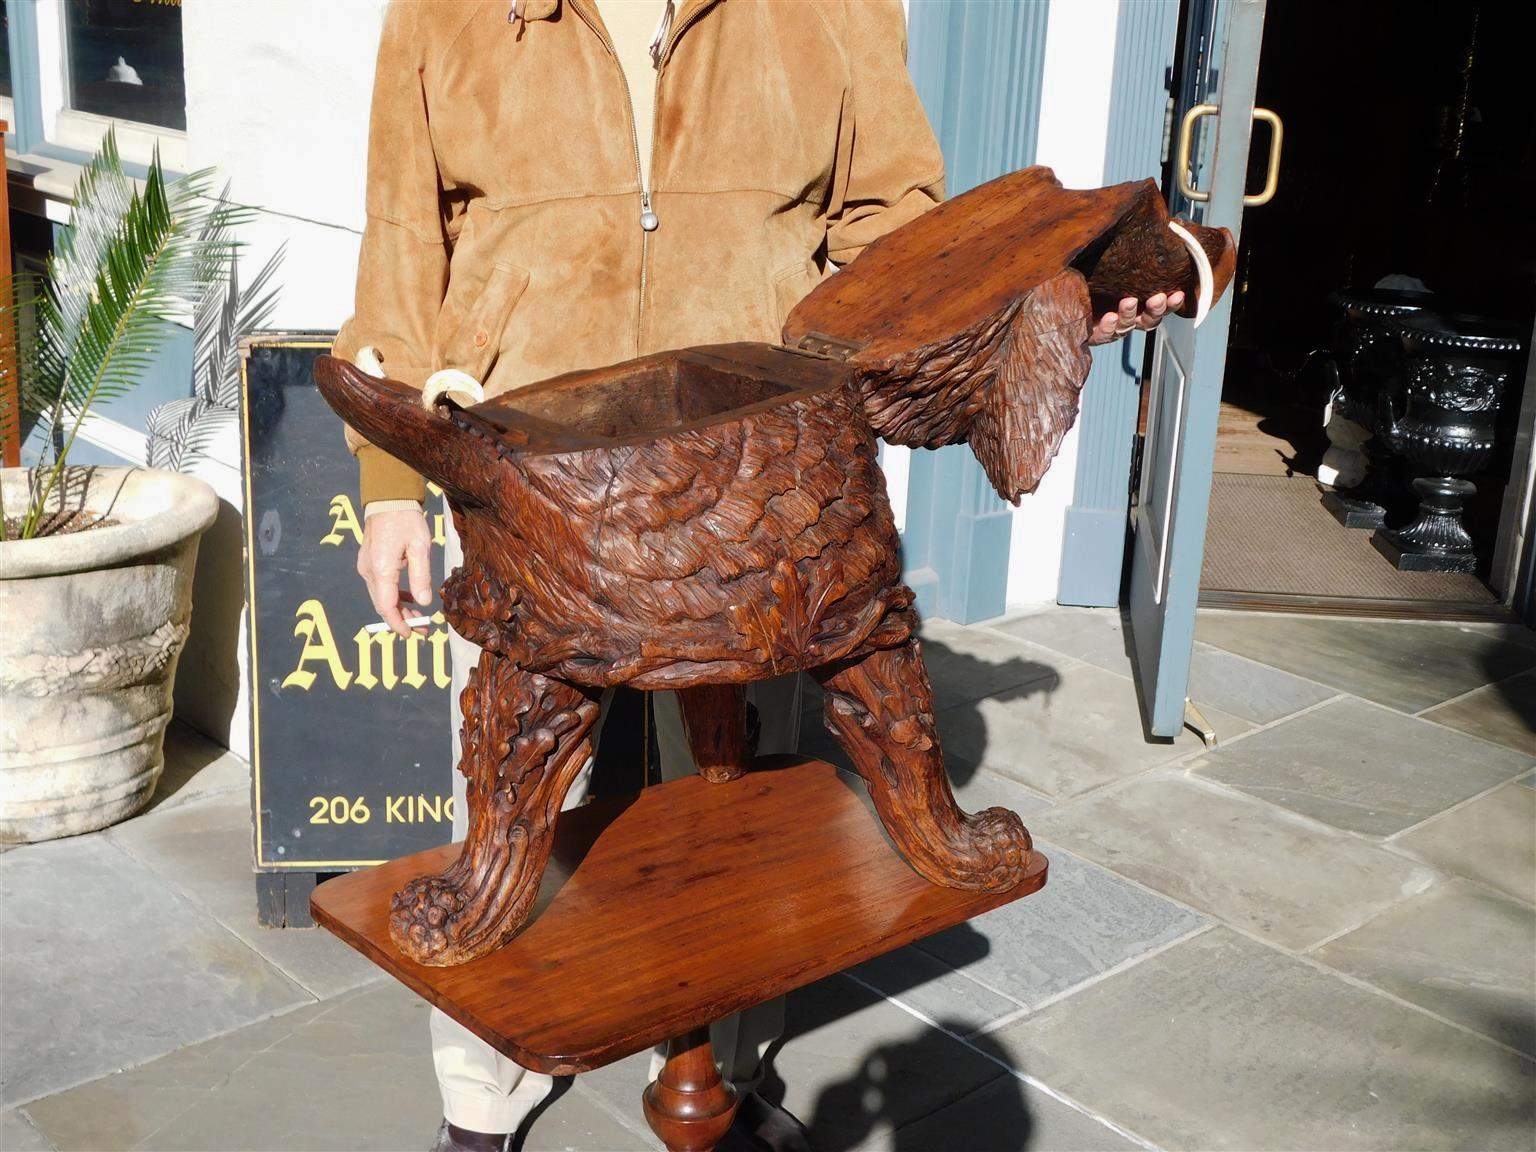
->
[2,608,1533,1151]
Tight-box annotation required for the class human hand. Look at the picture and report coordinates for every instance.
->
[358,507,433,638]
[1087,292,1186,346]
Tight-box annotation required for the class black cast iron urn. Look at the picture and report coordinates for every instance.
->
[1372,312,1527,573]
[1320,287,1437,529]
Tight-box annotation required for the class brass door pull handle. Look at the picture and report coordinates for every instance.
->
[1175,103,1284,207]
[1175,103,1218,203]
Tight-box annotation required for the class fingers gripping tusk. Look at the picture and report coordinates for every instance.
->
[1167,220,1214,330]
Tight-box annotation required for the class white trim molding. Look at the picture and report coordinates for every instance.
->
[51,406,151,466]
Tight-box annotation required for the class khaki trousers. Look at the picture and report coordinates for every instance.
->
[433,511,797,1133]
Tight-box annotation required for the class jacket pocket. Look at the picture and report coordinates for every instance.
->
[770,258,825,330]
[434,259,531,382]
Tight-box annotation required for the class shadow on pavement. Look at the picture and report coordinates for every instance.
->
[786,1001,1029,1151]
[799,635,1065,793]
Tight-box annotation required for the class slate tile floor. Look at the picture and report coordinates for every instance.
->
[2,608,1533,1151]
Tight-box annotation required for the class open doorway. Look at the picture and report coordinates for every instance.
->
[1197,0,1534,617]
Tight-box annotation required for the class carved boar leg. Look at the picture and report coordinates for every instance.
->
[389,655,601,966]
[815,642,1034,892]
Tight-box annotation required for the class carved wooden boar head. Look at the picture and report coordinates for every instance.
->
[782,166,1235,503]
[313,358,511,511]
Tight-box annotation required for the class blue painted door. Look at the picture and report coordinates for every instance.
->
[1128,0,1268,736]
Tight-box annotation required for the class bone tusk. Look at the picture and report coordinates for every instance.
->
[353,346,386,378]
[422,369,486,410]
[1167,220,1214,330]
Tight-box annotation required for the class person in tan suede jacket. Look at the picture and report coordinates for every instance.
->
[335,3,1175,1149]
[335,0,944,506]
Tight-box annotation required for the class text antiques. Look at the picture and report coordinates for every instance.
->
[241,336,454,873]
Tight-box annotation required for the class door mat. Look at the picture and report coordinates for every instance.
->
[1201,473,1497,605]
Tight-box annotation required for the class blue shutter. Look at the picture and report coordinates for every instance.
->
[901,0,1049,622]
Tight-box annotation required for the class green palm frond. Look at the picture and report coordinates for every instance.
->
[11,271,59,418]
[2,129,249,539]
[48,133,136,332]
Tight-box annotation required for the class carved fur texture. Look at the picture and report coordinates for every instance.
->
[967,272,1096,503]
[851,270,1093,504]
[816,641,1035,891]
[440,383,917,690]
[388,654,600,966]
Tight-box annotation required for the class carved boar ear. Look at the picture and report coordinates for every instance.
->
[966,271,1094,503]
[312,356,504,507]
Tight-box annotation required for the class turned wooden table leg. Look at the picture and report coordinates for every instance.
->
[643,1027,740,1152]
[678,684,750,782]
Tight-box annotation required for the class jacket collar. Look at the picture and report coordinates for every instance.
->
[532,0,723,41]
[664,0,721,33]
[658,0,722,60]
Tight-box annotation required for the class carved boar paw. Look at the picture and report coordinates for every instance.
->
[942,806,1035,892]
[389,873,464,965]
[388,870,490,966]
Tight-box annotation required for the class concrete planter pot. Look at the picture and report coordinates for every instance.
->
[0,466,220,842]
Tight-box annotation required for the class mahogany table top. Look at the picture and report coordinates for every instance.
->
[311,756,1048,1076]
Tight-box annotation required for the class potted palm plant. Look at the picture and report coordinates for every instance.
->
[0,133,242,842]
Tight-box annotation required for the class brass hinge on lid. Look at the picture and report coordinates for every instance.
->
[793,331,864,361]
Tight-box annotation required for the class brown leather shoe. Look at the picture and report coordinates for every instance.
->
[429,1119,511,1152]
[720,1092,814,1152]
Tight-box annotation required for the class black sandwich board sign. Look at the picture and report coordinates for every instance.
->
[239,334,652,926]
[240,334,455,920]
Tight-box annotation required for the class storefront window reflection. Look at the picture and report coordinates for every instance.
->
[65,0,185,131]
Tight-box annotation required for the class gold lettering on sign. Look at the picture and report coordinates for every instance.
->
[322,488,451,546]
[352,627,399,690]
[321,495,364,546]
[401,629,429,689]
[384,795,456,823]
[428,617,452,688]
[309,795,455,823]
[282,599,352,690]
[427,482,449,546]
[283,604,452,692]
